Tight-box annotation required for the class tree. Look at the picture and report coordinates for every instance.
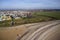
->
[10,15,15,26]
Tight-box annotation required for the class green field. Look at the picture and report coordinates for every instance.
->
[33,11,60,19]
[0,11,60,27]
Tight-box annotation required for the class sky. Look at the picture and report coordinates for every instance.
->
[0,0,60,9]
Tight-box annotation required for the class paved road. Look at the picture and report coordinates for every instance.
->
[20,20,60,40]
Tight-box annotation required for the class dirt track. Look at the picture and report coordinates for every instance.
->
[0,20,60,40]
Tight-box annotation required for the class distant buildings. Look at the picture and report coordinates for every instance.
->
[0,14,11,21]
[0,10,32,21]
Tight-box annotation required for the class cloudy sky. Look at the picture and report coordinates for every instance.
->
[0,0,60,9]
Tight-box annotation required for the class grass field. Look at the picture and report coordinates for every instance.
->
[33,11,60,19]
